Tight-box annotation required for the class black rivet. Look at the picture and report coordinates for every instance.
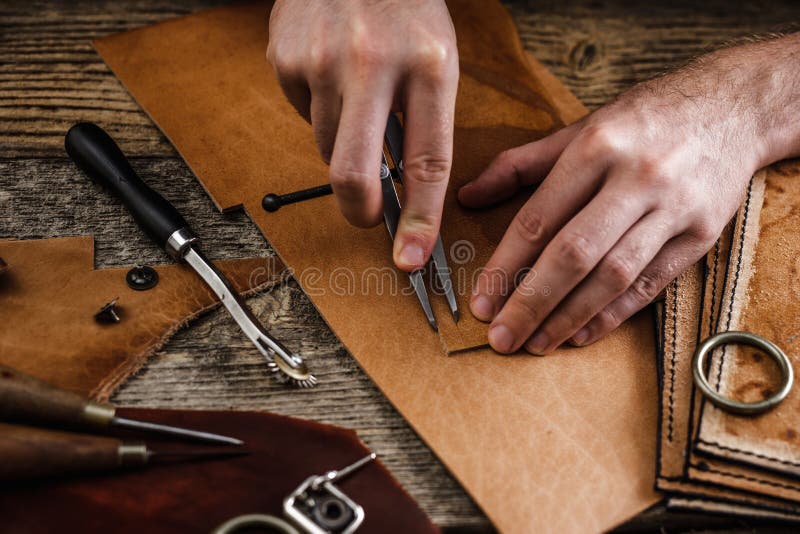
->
[95,297,121,324]
[126,264,159,291]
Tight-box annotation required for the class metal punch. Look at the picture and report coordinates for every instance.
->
[380,114,458,331]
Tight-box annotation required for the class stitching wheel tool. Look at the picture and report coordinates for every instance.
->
[65,122,316,388]
[0,364,243,445]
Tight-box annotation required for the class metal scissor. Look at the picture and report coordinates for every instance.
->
[380,114,459,331]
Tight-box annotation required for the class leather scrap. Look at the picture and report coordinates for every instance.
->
[0,236,286,401]
[0,408,437,533]
[93,2,660,531]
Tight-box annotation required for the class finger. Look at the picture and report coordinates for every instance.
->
[269,53,312,123]
[571,234,711,346]
[487,178,649,354]
[523,210,677,354]
[328,81,394,228]
[309,84,342,163]
[393,64,459,271]
[458,121,583,208]
[469,141,607,323]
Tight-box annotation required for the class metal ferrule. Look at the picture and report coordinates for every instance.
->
[118,443,149,467]
[81,401,116,427]
[165,227,198,260]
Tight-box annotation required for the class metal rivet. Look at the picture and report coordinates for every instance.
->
[126,264,159,291]
[95,297,121,324]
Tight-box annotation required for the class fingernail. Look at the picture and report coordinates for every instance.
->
[459,181,474,192]
[488,324,515,353]
[572,327,590,346]
[470,295,494,321]
[398,242,425,268]
[526,331,549,354]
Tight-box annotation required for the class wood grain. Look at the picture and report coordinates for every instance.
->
[2,1,800,531]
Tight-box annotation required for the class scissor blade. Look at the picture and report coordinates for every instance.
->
[380,157,437,331]
[431,235,459,323]
[410,269,438,331]
[384,114,404,168]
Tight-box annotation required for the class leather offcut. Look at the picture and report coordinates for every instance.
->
[0,236,286,400]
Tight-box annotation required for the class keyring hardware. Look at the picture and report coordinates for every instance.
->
[692,331,794,415]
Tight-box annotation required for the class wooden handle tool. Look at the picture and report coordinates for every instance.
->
[0,365,242,445]
[0,423,247,481]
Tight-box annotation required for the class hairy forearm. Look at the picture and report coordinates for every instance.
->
[655,32,800,169]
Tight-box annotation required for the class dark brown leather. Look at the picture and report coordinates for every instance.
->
[92,2,660,531]
[0,408,437,533]
[0,236,286,400]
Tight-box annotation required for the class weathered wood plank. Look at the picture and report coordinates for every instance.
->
[3,1,800,531]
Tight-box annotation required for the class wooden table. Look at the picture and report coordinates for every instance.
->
[2,1,799,531]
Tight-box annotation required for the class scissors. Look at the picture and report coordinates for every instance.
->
[261,114,460,331]
[380,113,459,331]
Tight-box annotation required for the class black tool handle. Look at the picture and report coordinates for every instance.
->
[65,122,191,250]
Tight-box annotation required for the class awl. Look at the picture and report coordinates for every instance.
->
[65,122,316,388]
[0,364,242,445]
[0,423,248,482]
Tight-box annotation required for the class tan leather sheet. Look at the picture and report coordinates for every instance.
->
[0,236,285,400]
[93,2,660,531]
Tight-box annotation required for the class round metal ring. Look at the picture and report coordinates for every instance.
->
[692,331,793,415]
[211,514,300,534]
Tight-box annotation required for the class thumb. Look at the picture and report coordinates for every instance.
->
[458,122,581,208]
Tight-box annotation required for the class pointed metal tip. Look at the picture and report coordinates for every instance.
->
[429,318,439,332]
[151,448,251,462]
[112,416,246,446]
[451,307,460,324]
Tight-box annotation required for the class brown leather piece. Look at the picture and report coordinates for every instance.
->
[655,215,800,516]
[0,408,438,533]
[684,163,800,502]
[93,2,660,531]
[0,236,286,400]
[656,168,800,517]
[696,162,800,473]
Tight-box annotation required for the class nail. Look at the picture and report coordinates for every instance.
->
[398,243,425,268]
[488,324,515,353]
[526,331,549,354]
[571,327,590,346]
[470,295,494,321]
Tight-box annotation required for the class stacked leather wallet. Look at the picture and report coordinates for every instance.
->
[655,160,800,520]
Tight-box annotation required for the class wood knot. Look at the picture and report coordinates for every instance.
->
[569,39,601,71]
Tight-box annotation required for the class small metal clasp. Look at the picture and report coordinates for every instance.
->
[692,331,794,415]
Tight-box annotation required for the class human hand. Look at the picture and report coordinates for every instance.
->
[268,0,458,271]
[458,37,800,354]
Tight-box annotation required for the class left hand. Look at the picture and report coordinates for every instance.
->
[458,44,781,354]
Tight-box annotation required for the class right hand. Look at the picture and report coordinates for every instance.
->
[268,0,459,271]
